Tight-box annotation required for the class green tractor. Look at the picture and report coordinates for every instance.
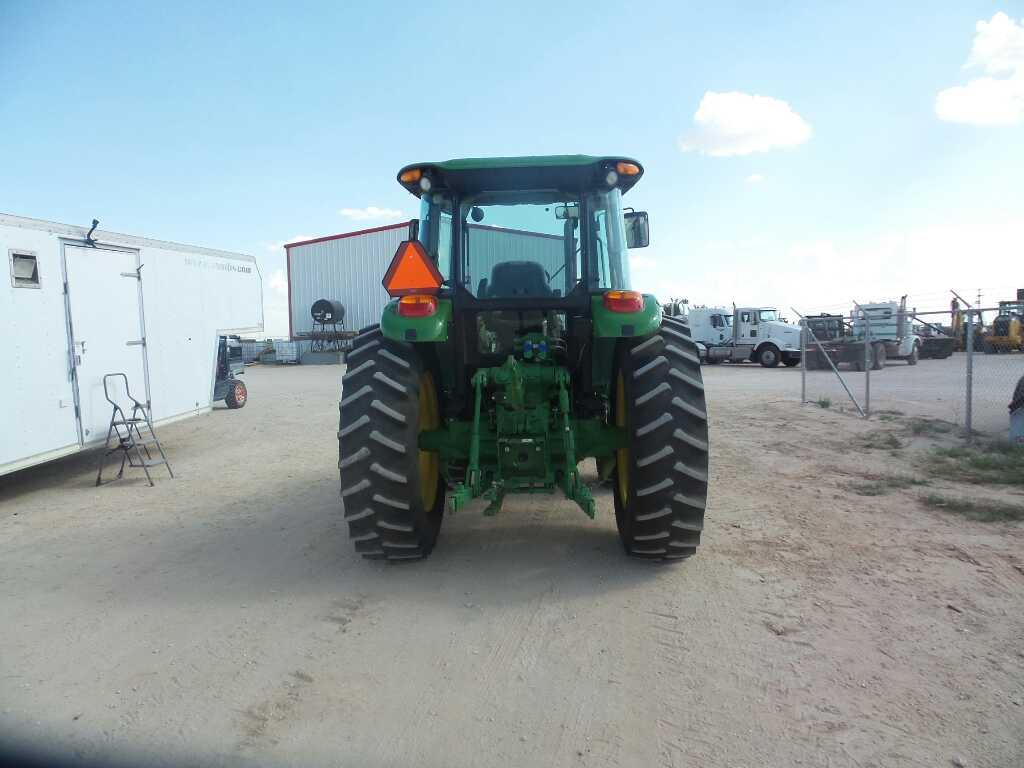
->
[338,156,708,562]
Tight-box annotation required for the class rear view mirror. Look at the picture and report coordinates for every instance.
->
[555,204,580,220]
[624,211,649,248]
[408,218,419,241]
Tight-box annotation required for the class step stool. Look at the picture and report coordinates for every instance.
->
[95,373,174,487]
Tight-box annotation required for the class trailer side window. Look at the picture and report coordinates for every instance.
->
[10,250,40,288]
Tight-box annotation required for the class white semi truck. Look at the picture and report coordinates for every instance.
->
[687,305,802,367]
[804,298,922,370]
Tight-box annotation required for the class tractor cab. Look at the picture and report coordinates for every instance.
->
[399,156,649,365]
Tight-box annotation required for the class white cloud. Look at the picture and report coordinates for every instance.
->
[745,173,765,184]
[339,206,405,221]
[268,268,288,295]
[264,235,315,252]
[966,11,1024,74]
[261,268,291,338]
[629,254,658,271]
[679,91,812,157]
[935,12,1024,126]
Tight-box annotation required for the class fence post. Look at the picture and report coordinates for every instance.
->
[863,308,871,419]
[800,319,806,404]
[965,310,974,439]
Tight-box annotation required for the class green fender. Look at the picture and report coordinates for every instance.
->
[590,294,662,338]
[380,298,452,343]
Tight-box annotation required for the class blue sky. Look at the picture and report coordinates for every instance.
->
[2,1,1022,335]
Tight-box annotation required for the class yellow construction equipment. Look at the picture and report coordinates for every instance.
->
[983,298,1024,353]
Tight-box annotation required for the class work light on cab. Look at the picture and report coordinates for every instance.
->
[399,167,433,193]
[603,290,644,313]
[382,240,444,297]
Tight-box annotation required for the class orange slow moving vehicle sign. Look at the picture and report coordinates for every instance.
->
[382,240,444,297]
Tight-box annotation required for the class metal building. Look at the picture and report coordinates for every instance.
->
[286,221,570,341]
[286,223,407,339]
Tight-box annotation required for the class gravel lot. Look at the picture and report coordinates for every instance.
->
[2,362,1022,767]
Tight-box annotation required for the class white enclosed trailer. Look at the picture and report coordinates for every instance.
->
[1,214,263,476]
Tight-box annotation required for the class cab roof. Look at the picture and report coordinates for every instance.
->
[397,155,644,198]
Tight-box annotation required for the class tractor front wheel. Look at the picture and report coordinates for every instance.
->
[338,326,444,561]
[612,318,709,561]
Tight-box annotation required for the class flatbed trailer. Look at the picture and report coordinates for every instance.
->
[803,337,883,371]
[804,299,921,370]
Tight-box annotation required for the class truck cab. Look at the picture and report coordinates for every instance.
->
[853,300,921,362]
[734,307,802,364]
[687,306,801,367]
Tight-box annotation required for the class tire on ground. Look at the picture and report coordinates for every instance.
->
[872,341,887,370]
[758,343,781,368]
[338,325,444,561]
[906,341,919,365]
[225,379,247,409]
[612,322,709,562]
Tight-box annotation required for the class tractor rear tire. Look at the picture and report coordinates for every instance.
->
[612,321,709,561]
[338,325,445,562]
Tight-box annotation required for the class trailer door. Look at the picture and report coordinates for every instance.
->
[64,245,147,444]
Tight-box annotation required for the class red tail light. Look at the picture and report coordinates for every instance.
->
[397,294,438,318]
[603,290,644,313]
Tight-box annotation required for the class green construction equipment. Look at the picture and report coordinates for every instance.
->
[338,156,708,562]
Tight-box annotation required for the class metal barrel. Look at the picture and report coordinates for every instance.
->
[311,299,346,324]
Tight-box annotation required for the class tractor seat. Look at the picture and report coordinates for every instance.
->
[487,261,551,298]
[478,261,555,352]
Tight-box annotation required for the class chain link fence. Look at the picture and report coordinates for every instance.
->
[799,302,1023,440]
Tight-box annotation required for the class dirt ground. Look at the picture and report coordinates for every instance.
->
[1,363,1022,768]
